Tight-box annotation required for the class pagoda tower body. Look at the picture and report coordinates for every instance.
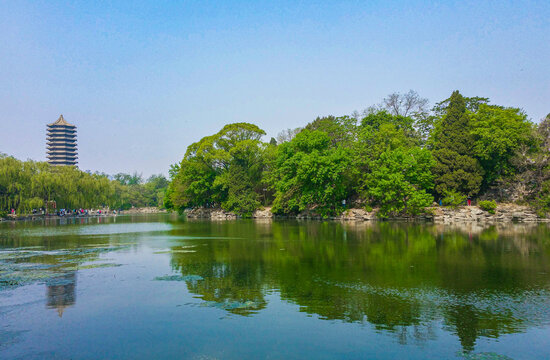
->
[47,115,78,166]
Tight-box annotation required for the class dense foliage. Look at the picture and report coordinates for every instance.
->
[167,123,266,217]
[0,155,111,213]
[0,153,168,214]
[431,91,483,197]
[111,172,169,210]
[166,90,546,217]
[269,129,353,216]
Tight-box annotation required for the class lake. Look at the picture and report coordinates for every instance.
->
[1,214,549,359]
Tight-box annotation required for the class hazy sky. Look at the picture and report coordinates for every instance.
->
[1,0,549,177]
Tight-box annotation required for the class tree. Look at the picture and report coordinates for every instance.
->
[0,155,116,213]
[304,115,357,147]
[168,123,266,216]
[470,104,536,187]
[352,110,433,215]
[170,156,217,209]
[352,110,419,197]
[432,96,489,116]
[143,174,169,207]
[379,90,431,143]
[510,113,550,203]
[367,147,435,216]
[431,91,483,197]
[268,130,352,216]
[113,172,143,185]
[359,110,416,139]
[382,90,429,118]
[276,127,302,144]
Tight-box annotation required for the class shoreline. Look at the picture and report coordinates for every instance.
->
[3,205,547,225]
[0,207,167,222]
[184,204,549,223]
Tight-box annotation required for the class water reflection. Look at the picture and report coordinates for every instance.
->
[1,216,550,358]
[46,271,76,317]
[165,221,550,352]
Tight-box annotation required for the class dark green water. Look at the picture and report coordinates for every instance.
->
[1,215,549,359]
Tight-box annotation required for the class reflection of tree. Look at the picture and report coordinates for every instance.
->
[446,305,479,352]
[168,220,550,351]
[46,271,76,317]
[169,238,269,315]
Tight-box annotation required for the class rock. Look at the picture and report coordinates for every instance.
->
[471,209,484,215]
[252,207,273,219]
[185,208,237,220]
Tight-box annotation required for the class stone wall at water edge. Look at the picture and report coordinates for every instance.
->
[184,204,548,223]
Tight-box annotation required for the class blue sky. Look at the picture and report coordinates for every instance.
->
[1,0,549,176]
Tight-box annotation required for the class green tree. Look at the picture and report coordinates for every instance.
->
[352,110,420,198]
[168,123,266,216]
[304,115,357,147]
[113,172,143,185]
[268,130,352,216]
[470,104,536,187]
[0,155,115,213]
[367,147,435,216]
[431,91,483,197]
[143,174,169,207]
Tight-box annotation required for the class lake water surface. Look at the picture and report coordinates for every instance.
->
[1,214,549,359]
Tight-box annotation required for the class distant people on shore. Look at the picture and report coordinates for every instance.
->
[5,208,123,218]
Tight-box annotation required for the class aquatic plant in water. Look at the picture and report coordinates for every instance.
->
[154,274,204,282]
[0,245,129,290]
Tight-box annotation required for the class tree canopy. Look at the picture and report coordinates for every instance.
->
[431,91,483,197]
[162,90,550,217]
[168,123,266,216]
[0,154,168,214]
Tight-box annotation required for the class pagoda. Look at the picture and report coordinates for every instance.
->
[46,115,78,166]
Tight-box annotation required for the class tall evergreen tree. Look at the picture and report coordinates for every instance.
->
[431,91,483,197]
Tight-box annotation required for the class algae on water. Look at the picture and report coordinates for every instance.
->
[0,245,128,290]
[154,274,204,282]
[78,263,122,270]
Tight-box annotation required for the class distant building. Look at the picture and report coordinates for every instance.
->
[47,115,78,166]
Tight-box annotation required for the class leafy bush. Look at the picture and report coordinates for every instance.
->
[364,205,373,212]
[0,210,7,219]
[442,190,466,208]
[534,181,550,218]
[478,200,497,214]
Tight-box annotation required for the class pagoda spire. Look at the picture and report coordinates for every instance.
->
[48,114,75,127]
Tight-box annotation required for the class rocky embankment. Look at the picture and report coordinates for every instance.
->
[185,204,547,223]
[123,207,167,214]
[185,208,238,220]
[431,204,543,223]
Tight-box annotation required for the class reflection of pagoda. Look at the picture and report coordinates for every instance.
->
[46,272,76,317]
[47,115,78,166]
